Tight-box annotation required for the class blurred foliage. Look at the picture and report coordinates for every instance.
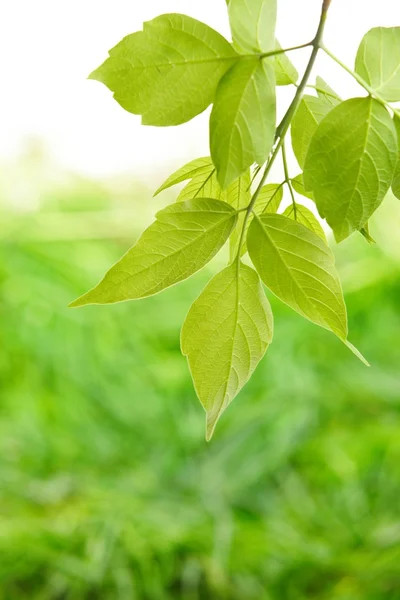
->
[0,158,399,599]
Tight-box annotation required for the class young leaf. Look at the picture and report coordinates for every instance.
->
[247,214,367,363]
[274,40,298,85]
[70,199,237,307]
[291,174,314,201]
[226,171,251,261]
[181,262,273,440]
[291,92,340,169]
[154,158,213,196]
[355,27,400,102]
[89,14,238,126]
[315,76,341,104]
[392,116,400,201]
[283,204,327,243]
[177,170,225,202]
[228,0,277,53]
[304,97,398,242]
[211,58,276,189]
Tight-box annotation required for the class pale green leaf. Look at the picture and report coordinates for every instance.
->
[392,115,400,200]
[291,92,340,169]
[181,262,273,440]
[227,171,251,261]
[247,213,367,364]
[154,157,213,196]
[274,40,298,85]
[283,204,327,243]
[89,14,238,126]
[315,76,341,104]
[360,222,376,245]
[211,58,276,189]
[228,0,277,53]
[177,169,225,202]
[304,97,398,242]
[291,174,314,200]
[355,27,400,102]
[70,199,237,307]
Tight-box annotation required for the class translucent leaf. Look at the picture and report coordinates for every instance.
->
[177,170,225,202]
[247,213,367,363]
[355,27,400,102]
[89,14,238,126]
[154,158,213,196]
[283,204,327,243]
[304,97,398,242]
[228,0,277,53]
[291,92,340,169]
[392,116,400,200]
[227,171,251,261]
[275,40,298,85]
[291,174,314,201]
[211,58,276,189]
[315,76,341,104]
[70,199,237,306]
[181,262,273,440]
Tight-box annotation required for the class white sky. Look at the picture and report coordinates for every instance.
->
[0,0,399,181]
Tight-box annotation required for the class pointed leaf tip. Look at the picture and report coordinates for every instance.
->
[344,340,370,367]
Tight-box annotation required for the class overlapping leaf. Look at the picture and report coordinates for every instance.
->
[247,214,367,365]
[89,14,238,126]
[291,174,314,200]
[211,58,276,188]
[392,116,400,200]
[154,158,213,196]
[70,199,237,306]
[228,0,277,53]
[226,171,251,260]
[283,204,327,243]
[355,27,400,102]
[274,40,298,85]
[304,97,398,241]
[181,262,273,440]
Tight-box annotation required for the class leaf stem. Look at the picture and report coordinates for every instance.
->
[260,41,313,60]
[235,0,330,261]
[322,45,400,117]
[281,142,297,219]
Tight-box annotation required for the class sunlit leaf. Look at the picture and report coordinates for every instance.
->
[181,262,273,440]
[283,203,327,243]
[211,58,276,188]
[275,40,298,85]
[89,14,238,126]
[70,199,237,306]
[291,174,314,200]
[392,115,400,200]
[228,0,277,53]
[177,170,225,202]
[154,158,213,196]
[304,97,398,242]
[315,76,341,104]
[227,171,251,261]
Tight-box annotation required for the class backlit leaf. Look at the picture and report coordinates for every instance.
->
[315,76,341,104]
[177,169,225,202]
[283,204,327,243]
[355,27,400,102]
[291,92,340,169]
[181,262,273,440]
[211,58,276,189]
[304,97,398,242]
[392,116,400,200]
[247,214,367,364]
[89,14,238,126]
[227,171,251,261]
[154,158,213,196]
[275,40,298,85]
[228,0,277,53]
[291,174,314,201]
[70,199,237,306]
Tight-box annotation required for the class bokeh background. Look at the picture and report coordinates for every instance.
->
[1,1,400,598]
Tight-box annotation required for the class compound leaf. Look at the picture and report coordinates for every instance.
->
[304,97,398,242]
[154,157,213,196]
[315,76,341,104]
[275,40,298,85]
[90,14,238,126]
[181,262,273,440]
[283,204,327,243]
[291,174,314,200]
[291,92,340,169]
[228,0,277,53]
[70,199,237,306]
[211,58,276,189]
[177,169,225,202]
[227,171,252,261]
[355,27,400,102]
[247,213,367,364]
[392,115,400,200]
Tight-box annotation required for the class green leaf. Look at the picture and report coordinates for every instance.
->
[227,171,251,261]
[154,158,213,196]
[291,174,314,201]
[291,92,340,169]
[177,169,225,202]
[89,14,238,126]
[283,204,327,243]
[211,58,276,189]
[360,223,376,245]
[392,116,400,200]
[315,76,341,104]
[228,0,277,53]
[181,262,273,440]
[247,214,367,364]
[274,40,298,85]
[355,27,400,102]
[70,199,237,306]
[304,97,398,242]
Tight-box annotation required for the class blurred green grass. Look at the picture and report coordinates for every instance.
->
[0,162,400,599]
